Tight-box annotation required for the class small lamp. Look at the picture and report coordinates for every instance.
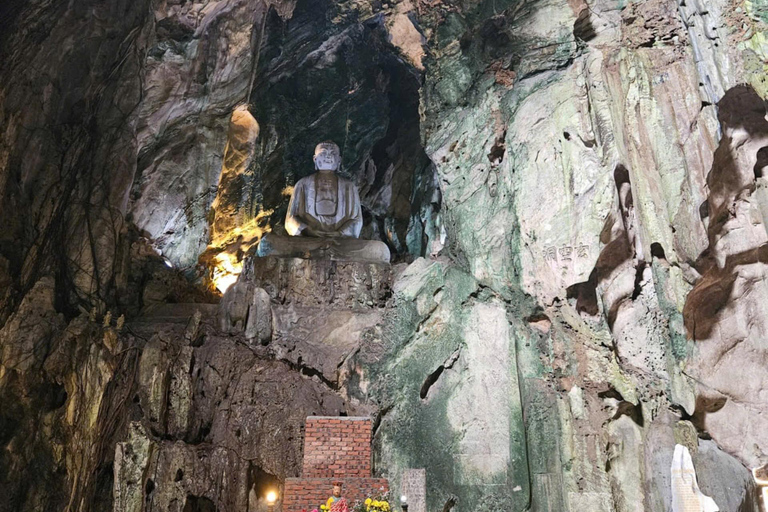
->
[400,495,408,512]
[266,490,278,512]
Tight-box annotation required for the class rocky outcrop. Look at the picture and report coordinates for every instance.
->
[684,85,768,470]
[114,311,347,512]
[2,0,768,511]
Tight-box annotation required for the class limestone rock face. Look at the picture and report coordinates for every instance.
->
[114,312,348,512]
[218,279,272,344]
[683,86,768,469]
[0,277,65,372]
[127,0,295,272]
[2,0,768,511]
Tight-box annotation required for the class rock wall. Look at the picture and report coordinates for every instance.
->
[1,0,768,511]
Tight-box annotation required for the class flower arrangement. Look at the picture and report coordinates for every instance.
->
[352,491,391,512]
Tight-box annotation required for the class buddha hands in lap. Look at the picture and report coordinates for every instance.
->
[285,141,363,239]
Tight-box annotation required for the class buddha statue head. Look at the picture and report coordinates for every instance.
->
[314,141,341,172]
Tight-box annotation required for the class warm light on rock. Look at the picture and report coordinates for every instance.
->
[211,252,242,294]
[204,210,272,293]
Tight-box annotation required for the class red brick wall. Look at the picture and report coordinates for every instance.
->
[302,417,372,478]
[283,478,389,512]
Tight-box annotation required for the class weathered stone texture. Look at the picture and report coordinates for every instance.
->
[2,0,768,511]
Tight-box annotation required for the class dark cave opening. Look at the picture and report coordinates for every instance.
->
[755,146,768,178]
[650,242,666,260]
[420,364,446,400]
[183,495,217,512]
[566,269,599,317]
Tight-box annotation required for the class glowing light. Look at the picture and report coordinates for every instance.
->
[762,488,768,512]
[753,466,768,512]
[208,209,273,249]
[205,208,273,294]
[204,104,272,294]
[163,258,173,268]
[211,252,242,294]
[214,273,238,294]
[400,495,407,504]
[754,466,768,485]
[266,491,278,504]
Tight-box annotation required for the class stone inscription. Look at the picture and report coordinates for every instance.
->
[401,469,426,512]
[542,244,591,263]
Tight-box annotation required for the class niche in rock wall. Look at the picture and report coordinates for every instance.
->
[204,106,271,292]
[248,464,281,510]
[208,0,440,263]
[182,495,217,512]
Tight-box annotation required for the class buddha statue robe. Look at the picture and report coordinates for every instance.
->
[285,172,363,238]
[326,495,349,512]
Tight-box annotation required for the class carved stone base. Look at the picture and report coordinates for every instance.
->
[243,255,391,308]
[256,233,390,263]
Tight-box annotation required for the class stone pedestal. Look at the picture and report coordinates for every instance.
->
[244,255,392,308]
[232,251,392,387]
[257,233,390,263]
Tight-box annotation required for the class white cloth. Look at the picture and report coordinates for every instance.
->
[671,444,719,512]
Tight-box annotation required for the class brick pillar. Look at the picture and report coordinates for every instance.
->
[302,417,372,478]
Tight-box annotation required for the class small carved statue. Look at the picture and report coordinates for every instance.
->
[324,481,349,512]
[285,141,363,238]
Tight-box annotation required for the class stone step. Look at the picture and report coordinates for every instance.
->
[133,303,219,324]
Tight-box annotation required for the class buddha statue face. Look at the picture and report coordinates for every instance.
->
[314,142,341,171]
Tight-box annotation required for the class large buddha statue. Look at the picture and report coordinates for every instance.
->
[257,141,390,263]
[285,142,363,238]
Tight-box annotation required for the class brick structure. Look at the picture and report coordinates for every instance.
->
[302,416,372,478]
[283,417,389,512]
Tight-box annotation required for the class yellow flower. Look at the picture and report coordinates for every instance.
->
[372,501,381,508]
[365,498,372,506]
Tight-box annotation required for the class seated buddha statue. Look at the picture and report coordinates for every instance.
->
[285,141,363,238]
[257,141,390,263]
